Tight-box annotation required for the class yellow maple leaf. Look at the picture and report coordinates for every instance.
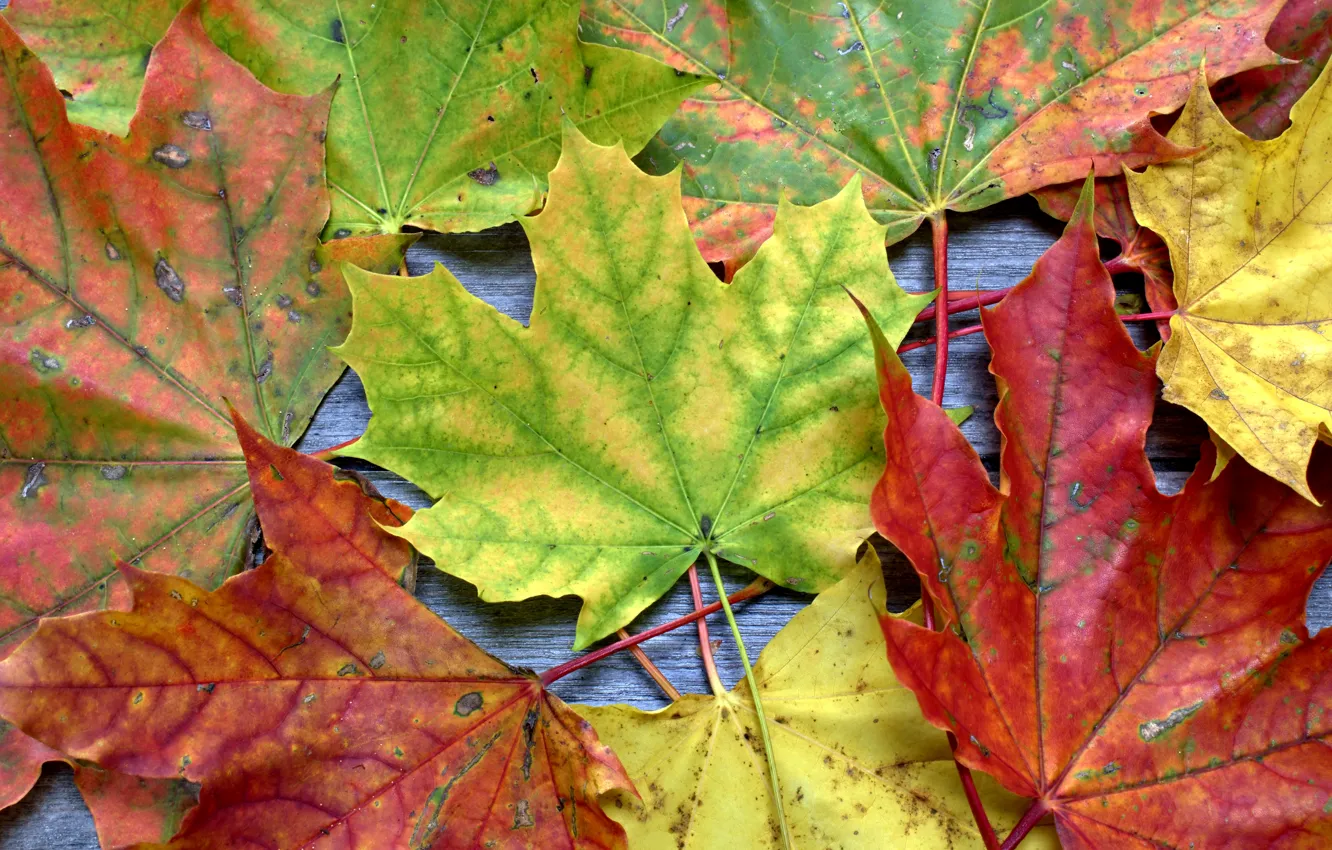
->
[578,552,1058,849]
[1126,63,1332,502]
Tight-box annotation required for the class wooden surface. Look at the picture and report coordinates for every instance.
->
[3,195,1330,848]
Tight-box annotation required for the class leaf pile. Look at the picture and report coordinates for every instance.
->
[3,1,1332,848]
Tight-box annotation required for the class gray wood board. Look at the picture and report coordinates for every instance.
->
[3,196,1330,848]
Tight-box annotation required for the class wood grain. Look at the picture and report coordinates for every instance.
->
[2,196,1328,848]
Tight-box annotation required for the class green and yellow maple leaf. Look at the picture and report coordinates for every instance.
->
[1126,62,1332,501]
[4,0,708,237]
[579,551,1059,849]
[335,125,929,649]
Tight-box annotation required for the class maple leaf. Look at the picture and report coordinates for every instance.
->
[578,550,1059,849]
[0,411,633,849]
[4,0,711,238]
[580,0,1286,263]
[0,5,411,816]
[334,124,931,650]
[862,179,1332,848]
[1125,63,1332,501]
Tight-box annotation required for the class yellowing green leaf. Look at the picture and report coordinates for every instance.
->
[1126,64,1332,501]
[335,125,929,649]
[578,552,1058,849]
[5,0,709,236]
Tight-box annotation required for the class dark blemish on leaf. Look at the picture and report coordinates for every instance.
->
[20,463,46,499]
[100,465,127,481]
[333,229,352,239]
[133,345,149,357]
[306,280,322,297]
[1210,388,1229,401]
[583,66,593,85]
[377,207,387,214]
[369,650,387,669]
[59,89,74,101]
[512,799,535,829]
[929,148,941,171]
[454,691,484,717]
[838,41,865,55]
[152,144,190,169]
[331,19,345,43]
[281,411,294,443]
[65,314,95,329]
[337,663,359,676]
[699,514,712,539]
[530,67,540,84]
[196,683,215,693]
[287,310,302,323]
[105,242,122,261]
[468,162,500,185]
[223,287,243,307]
[154,258,185,302]
[255,351,274,384]
[520,706,539,780]
[487,114,496,122]
[217,188,226,200]
[665,3,688,32]
[29,349,60,372]
[181,111,212,131]
[233,226,246,242]
[308,257,322,275]
[276,294,293,309]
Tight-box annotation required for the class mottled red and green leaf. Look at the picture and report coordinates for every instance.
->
[583,0,1286,261]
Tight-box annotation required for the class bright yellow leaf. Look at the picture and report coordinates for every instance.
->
[1126,63,1332,501]
[578,552,1059,849]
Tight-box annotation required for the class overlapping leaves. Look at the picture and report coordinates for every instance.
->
[5,0,710,236]
[582,0,1286,261]
[0,5,410,814]
[1127,62,1332,501]
[0,412,633,848]
[580,551,1058,849]
[865,180,1332,847]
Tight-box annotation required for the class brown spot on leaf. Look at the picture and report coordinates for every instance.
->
[154,258,185,302]
[152,144,191,169]
[181,111,212,131]
[468,162,500,185]
[512,799,534,829]
[454,692,484,717]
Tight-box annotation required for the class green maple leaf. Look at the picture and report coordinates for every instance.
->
[335,125,930,648]
[4,0,709,236]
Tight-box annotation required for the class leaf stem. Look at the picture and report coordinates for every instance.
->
[914,287,1010,324]
[538,577,772,686]
[902,309,1176,355]
[999,799,1049,850]
[929,213,950,407]
[688,564,725,696]
[704,550,792,849]
[948,731,1000,850]
[616,628,682,701]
